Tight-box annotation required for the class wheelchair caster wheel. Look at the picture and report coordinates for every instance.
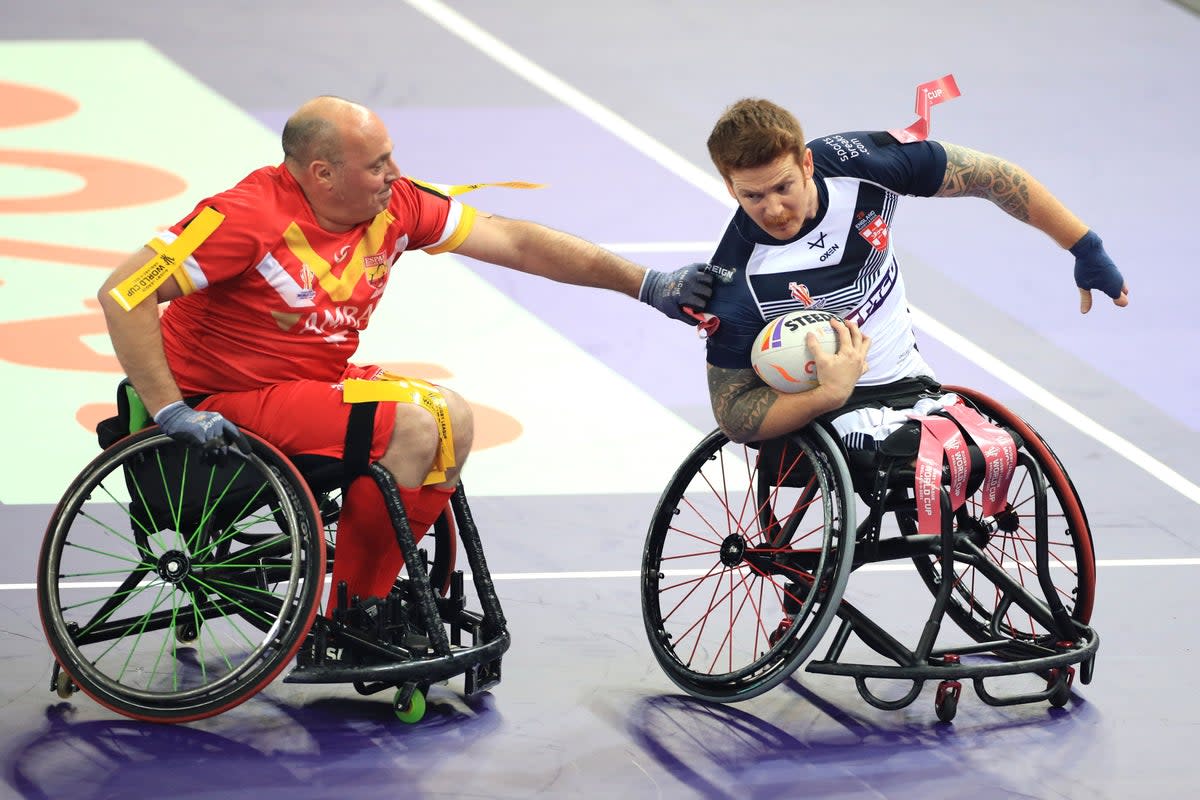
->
[55,669,77,699]
[393,684,426,723]
[1047,667,1074,708]
[935,680,961,723]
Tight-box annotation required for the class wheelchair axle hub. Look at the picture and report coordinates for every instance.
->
[156,550,192,584]
[719,534,746,567]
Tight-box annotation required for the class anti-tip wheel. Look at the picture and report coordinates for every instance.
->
[393,685,426,723]
[935,680,961,723]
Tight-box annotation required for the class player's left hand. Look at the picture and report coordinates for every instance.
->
[639,263,715,324]
[1070,230,1129,313]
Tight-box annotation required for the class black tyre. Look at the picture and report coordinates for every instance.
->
[641,426,856,702]
[37,428,325,723]
[912,386,1096,643]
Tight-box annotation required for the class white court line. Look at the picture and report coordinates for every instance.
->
[4,557,1198,591]
[406,0,1200,508]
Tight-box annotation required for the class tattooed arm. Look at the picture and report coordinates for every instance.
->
[934,142,1089,249]
[708,320,871,444]
[934,142,1128,311]
[936,141,1099,247]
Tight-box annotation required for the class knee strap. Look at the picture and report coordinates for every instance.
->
[342,377,456,486]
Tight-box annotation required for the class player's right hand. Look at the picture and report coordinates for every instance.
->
[810,318,870,403]
[639,263,715,324]
[154,401,251,463]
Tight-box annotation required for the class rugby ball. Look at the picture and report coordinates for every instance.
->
[751,310,841,393]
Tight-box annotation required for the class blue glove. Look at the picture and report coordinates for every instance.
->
[154,401,251,463]
[1070,230,1127,313]
[639,263,715,324]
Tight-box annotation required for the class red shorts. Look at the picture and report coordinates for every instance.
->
[195,369,396,461]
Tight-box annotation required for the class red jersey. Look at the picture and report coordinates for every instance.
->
[159,166,474,394]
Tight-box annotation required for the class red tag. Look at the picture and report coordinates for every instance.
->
[888,74,961,143]
[683,307,720,338]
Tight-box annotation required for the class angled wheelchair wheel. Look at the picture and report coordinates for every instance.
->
[641,425,856,702]
[37,428,326,723]
[911,386,1096,643]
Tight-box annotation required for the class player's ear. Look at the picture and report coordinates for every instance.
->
[310,159,335,187]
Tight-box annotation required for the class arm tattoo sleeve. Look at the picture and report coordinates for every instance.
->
[935,142,1032,222]
[708,365,776,443]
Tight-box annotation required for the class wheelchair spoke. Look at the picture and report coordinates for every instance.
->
[642,428,854,700]
[39,429,326,721]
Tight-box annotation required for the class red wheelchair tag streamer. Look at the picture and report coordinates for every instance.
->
[888,74,961,144]
[912,415,972,535]
[943,404,1016,518]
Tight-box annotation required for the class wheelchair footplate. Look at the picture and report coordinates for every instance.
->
[284,575,509,695]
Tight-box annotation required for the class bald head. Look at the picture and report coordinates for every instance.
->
[281,95,371,167]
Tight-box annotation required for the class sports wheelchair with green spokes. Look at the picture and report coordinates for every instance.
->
[37,382,509,724]
[640,382,1098,722]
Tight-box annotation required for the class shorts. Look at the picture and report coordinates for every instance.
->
[831,392,961,451]
[194,366,396,461]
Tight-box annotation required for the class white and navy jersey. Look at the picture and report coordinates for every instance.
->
[705,131,947,387]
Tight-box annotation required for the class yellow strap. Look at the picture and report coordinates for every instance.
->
[408,177,546,196]
[342,377,456,486]
[108,207,225,311]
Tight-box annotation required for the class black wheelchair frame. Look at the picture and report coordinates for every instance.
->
[639,384,1099,722]
[36,384,509,724]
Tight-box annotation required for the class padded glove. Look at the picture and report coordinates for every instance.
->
[639,263,715,324]
[154,401,251,463]
[1070,230,1127,313]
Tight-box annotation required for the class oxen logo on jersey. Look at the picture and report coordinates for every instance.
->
[807,232,827,250]
[854,210,890,253]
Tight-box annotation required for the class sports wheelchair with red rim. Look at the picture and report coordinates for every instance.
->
[36,381,509,724]
[640,382,1098,722]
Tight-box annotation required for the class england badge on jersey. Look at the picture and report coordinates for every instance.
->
[855,210,890,253]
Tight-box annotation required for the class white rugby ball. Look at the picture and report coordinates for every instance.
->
[751,310,841,393]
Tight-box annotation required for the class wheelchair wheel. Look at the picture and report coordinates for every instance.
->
[37,428,326,723]
[641,425,856,702]
[911,386,1096,643]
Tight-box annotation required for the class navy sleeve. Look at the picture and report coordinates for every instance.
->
[809,132,946,197]
[704,217,764,370]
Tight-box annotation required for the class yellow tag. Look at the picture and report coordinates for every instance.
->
[409,177,546,196]
[343,377,456,486]
[109,207,225,311]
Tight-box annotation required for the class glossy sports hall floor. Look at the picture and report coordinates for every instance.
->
[2,2,1198,798]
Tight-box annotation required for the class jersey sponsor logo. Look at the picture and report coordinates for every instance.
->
[822,134,870,162]
[298,301,378,337]
[706,263,736,283]
[854,210,890,253]
[843,261,897,325]
[333,244,352,263]
[806,231,841,262]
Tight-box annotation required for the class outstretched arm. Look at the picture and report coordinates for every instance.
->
[708,320,870,444]
[450,211,712,323]
[934,142,1129,313]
